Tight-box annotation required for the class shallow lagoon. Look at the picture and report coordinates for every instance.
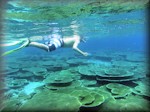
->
[1,0,149,112]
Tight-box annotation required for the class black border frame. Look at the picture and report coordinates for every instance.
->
[0,0,149,112]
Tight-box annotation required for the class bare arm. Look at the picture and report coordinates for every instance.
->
[72,40,89,56]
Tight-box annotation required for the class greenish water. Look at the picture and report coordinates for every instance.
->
[1,0,149,112]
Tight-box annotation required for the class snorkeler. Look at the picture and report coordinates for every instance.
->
[1,34,89,56]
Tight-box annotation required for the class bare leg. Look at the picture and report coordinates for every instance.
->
[28,42,49,52]
[29,36,44,41]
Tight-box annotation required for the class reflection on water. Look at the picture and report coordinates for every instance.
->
[2,0,148,40]
[1,0,149,112]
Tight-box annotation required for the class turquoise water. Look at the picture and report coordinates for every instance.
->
[1,0,149,112]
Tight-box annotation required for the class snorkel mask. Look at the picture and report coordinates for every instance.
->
[80,36,87,43]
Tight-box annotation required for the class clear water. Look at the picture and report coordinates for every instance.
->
[2,1,148,51]
[1,0,149,112]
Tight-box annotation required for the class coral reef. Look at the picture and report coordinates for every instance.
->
[2,51,149,112]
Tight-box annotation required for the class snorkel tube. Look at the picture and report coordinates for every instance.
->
[1,39,29,56]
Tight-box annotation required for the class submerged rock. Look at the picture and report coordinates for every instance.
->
[19,91,81,112]
[106,83,132,99]
[101,94,150,112]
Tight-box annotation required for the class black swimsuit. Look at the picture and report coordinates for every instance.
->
[42,34,64,52]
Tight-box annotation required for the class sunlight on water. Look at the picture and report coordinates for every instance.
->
[23,82,44,95]
[0,0,149,112]
[1,0,148,41]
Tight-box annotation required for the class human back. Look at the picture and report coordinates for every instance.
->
[63,35,80,47]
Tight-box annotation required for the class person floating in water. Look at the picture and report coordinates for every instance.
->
[1,34,89,56]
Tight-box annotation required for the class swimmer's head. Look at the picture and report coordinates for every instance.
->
[80,36,87,43]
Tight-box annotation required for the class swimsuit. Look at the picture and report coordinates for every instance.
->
[42,34,64,52]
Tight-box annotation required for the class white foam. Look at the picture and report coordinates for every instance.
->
[23,82,44,95]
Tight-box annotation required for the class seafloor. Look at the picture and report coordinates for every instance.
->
[1,50,149,112]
